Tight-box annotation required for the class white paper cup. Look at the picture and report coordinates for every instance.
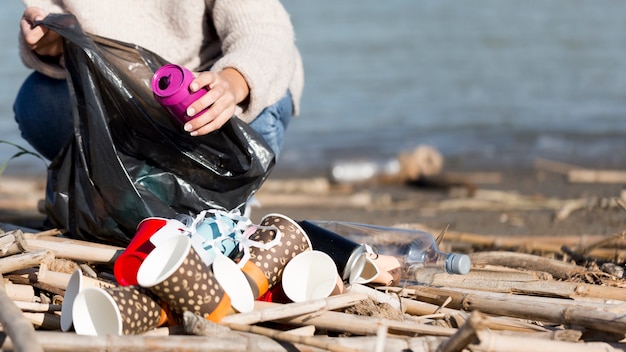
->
[72,286,164,336]
[281,250,339,302]
[61,268,116,332]
[212,253,254,313]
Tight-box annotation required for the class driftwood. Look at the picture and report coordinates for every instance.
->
[0,274,43,352]
[436,310,485,352]
[469,251,586,280]
[272,306,456,337]
[415,268,626,300]
[408,286,626,335]
[222,292,369,325]
[568,169,626,184]
[0,331,289,352]
[24,236,123,263]
[0,249,52,275]
[0,230,27,257]
[471,330,622,352]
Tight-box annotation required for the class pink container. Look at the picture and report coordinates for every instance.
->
[151,64,209,125]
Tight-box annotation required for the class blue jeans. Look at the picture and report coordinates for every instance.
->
[13,71,292,160]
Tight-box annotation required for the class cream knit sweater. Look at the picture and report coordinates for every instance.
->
[19,0,303,123]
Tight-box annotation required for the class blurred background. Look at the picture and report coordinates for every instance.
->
[2,0,626,178]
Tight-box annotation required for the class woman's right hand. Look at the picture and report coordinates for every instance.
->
[20,7,63,57]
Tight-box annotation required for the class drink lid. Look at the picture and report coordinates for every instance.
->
[151,64,186,98]
[446,253,471,275]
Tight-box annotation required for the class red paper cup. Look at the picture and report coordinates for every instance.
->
[114,217,186,286]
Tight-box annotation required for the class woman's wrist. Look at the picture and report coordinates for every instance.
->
[219,67,249,105]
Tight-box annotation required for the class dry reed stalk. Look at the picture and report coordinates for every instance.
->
[417,270,626,300]
[25,236,123,263]
[0,331,287,352]
[221,292,369,325]
[394,294,547,334]
[227,321,363,352]
[410,286,626,335]
[436,310,486,352]
[36,267,115,291]
[273,307,457,337]
[472,329,622,352]
[469,251,586,280]
[0,249,52,275]
[0,230,27,257]
[568,169,626,184]
[23,228,63,237]
[0,274,43,352]
[13,301,61,313]
[3,282,35,302]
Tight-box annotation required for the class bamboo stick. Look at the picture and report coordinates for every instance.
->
[436,310,485,352]
[14,301,61,313]
[0,331,286,352]
[0,274,43,352]
[472,329,622,352]
[270,306,457,337]
[3,283,35,302]
[568,169,626,184]
[416,270,626,300]
[409,286,626,335]
[397,296,547,333]
[36,267,116,291]
[469,251,586,280]
[24,236,123,263]
[227,321,363,352]
[0,249,52,275]
[0,230,27,257]
[221,292,368,325]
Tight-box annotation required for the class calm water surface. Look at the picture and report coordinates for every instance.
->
[2,1,626,176]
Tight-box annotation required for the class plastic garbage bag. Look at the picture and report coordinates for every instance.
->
[40,14,275,246]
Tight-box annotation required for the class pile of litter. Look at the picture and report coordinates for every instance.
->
[1,217,626,352]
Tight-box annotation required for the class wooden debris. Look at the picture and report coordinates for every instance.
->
[568,169,626,184]
[0,224,626,351]
[0,274,43,352]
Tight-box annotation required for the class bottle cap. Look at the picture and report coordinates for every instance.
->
[447,253,471,275]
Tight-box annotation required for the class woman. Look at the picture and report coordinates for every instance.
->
[14,0,304,160]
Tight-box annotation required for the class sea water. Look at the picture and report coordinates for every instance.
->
[2,0,626,177]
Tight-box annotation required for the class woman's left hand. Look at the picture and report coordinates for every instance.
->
[183,68,249,136]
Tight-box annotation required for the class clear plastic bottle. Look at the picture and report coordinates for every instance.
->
[309,221,471,284]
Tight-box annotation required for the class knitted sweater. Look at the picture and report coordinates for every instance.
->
[19,0,303,123]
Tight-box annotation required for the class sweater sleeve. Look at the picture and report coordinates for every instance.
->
[210,0,297,123]
[19,1,67,79]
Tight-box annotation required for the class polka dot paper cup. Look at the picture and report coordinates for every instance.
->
[240,213,312,298]
[72,286,167,336]
[136,234,233,322]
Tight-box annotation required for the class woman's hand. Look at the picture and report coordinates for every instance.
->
[184,68,250,136]
[20,7,63,57]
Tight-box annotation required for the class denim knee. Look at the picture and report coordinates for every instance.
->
[13,72,73,160]
[248,91,293,158]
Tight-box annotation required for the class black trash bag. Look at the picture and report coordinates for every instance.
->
[40,14,275,246]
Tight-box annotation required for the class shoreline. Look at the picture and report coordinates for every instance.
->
[2,151,625,242]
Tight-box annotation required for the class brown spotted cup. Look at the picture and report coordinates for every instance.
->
[240,213,312,298]
[72,285,167,336]
[136,234,233,322]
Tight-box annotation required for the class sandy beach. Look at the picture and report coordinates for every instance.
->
[2,152,624,243]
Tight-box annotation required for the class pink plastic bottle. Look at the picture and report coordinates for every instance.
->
[151,64,209,125]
